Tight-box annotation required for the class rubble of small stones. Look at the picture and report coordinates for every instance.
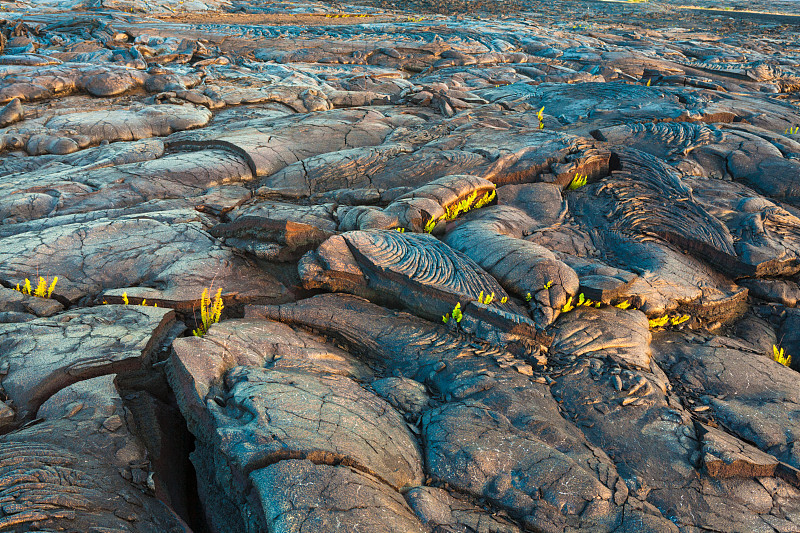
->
[2,0,800,531]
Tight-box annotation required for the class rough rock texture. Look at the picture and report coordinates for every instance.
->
[0,305,176,422]
[7,0,800,531]
[0,375,189,532]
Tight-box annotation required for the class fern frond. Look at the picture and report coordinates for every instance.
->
[47,276,58,298]
[34,277,47,297]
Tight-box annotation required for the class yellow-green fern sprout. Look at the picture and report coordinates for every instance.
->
[773,345,792,366]
[648,314,670,328]
[567,174,588,190]
[424,217,439,234]
[473,190,496,210]
[193,287,224,337]
[33,277,47,298]
[671,314,690,326]
[15,276,58,299]
[47,277,58,298]
[451,302,463,323]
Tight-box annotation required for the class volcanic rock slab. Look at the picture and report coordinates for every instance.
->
[0,375,188,532]
[0,304,176,422]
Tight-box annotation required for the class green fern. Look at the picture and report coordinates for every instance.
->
[193,287,224,337]
[567,174,588,190]
[773,345,792,366]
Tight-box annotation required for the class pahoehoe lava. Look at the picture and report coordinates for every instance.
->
[2,0,800,531]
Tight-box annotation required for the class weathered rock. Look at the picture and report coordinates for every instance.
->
[166,309,428,531]
[371,377,430,417]
[0,285,63,317]
[9,3,800,531]
[0,375,188,532]
[1,150,253,223]
[422,400,619,531]
[0,305,176,422]
[210,215,334,262]
[0,210,288,307]
[686,176,800,276]
[698,423,782,479]
[251,460,426,533]
[406,485,522,533]
[179,108,399,179]
[0,97,23,128]
[249,295,675,531]
[550,307,653,370]
[653,333,800,469]
[679,124,800,207]
[738,278,800,306]
[301,230,519,324]
[444,205,579,325]
[339,174,496,233]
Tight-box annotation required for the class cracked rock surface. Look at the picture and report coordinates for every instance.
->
[5,0,800,531]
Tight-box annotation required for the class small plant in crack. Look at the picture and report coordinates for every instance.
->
[648,313,690,329]
[424,189,497,233]
[442,302,463,324]
[567,173,588,190]
[109,291,157,307]
[15,276,58,299]
[773,345,792,367]
[477,291,494,305]
[193,287,224,337]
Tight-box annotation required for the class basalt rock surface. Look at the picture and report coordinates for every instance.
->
[4,0,800,531]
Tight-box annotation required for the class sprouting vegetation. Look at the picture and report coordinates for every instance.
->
[113,291,157,307]
[525,292,532,301]
[477,291,496,305]
[561,292,603,313]
[537,106,545,130]
[648,313,690,329]
[442,302,463,324]
[395,227,406,233]
[670,314,690,326]
[567,173,588,190]
[648,315,669,328]
[424,189,497,233]
[773,345,792,367]
[554,292,690,329]
[424,217,438,233]
[324,12,370,18]
[786,126,800,134]
[543,280,553,290]
[193,287,224,337]
[14,276,58,299]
